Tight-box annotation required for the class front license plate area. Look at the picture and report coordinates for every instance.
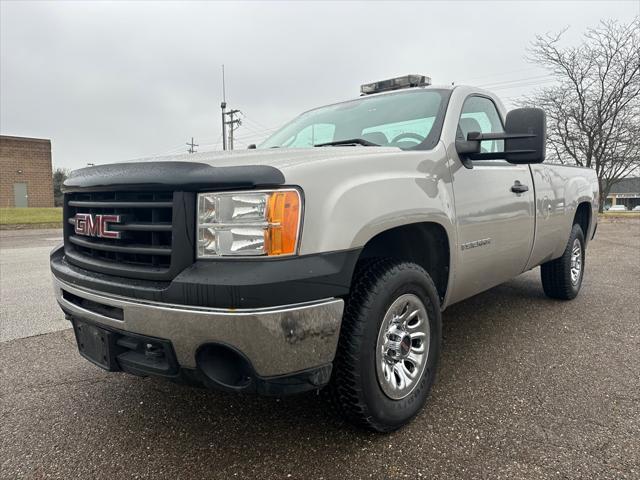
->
[72,321,119,371]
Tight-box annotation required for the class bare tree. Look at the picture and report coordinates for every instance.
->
[525,19,640,211]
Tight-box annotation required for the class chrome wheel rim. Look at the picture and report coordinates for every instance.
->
[570,238,582,285]
[375,294,430,400]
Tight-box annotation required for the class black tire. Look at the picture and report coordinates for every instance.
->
[541,223,586,300]
[329,259,442,432]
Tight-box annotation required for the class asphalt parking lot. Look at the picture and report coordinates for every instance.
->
[0,229,66,343]
[1,220,639,480]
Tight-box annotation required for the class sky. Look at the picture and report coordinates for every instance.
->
[1,0,638,170]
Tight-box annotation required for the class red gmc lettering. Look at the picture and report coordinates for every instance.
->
[74,213,121,239]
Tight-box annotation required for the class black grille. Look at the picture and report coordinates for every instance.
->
[64,190,195,281]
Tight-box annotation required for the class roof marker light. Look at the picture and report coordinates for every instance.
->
[360,74,432,95]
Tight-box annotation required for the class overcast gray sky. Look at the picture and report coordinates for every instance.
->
[1,0,638,169]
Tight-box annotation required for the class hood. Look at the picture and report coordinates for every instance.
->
[133,146,401,170]
[63,147,401,191]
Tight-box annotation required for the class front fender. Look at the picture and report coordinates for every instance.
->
[284,146,456,256]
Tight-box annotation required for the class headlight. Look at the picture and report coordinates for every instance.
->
[197,189,302,258]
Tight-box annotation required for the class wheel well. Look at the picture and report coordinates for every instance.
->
[574,202,591,236]
[356,222,450,302]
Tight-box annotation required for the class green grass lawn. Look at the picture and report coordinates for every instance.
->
[0,207,63,225]
[601,211,640,217]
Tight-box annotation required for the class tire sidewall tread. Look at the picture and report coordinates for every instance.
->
[541,224,586,300]
[330,259,442,432]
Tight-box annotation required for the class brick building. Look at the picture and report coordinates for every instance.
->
[0,135,54,207]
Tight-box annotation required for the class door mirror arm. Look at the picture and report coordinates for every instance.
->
[454,107,547,166]
[454,136,481,169]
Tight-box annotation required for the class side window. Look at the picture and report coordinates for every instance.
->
[458,96,504,153]
[283,123,335,147]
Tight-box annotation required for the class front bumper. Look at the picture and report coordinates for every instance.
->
[53,275,344,391]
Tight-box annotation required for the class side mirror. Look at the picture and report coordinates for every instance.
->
[455,107,546,165]
[503,108,546,164]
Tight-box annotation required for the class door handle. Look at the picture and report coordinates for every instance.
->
[511,181,529,194]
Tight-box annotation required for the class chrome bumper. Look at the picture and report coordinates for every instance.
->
[53,276,344,377]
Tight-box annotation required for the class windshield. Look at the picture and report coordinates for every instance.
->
[258,89,448,150]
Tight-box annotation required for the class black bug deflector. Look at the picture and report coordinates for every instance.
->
[63,161,285,192]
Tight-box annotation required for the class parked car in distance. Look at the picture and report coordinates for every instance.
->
[632,205,640,211]
[608,205,627,212]
[51,74,600,432]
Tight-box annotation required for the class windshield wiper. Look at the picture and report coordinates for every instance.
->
[314,138,379,147]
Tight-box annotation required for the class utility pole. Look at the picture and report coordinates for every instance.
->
[221,101,227,150]
[186,137,198,154]
[220,64,242,150]
[224,109,242,150]
[221,65,227,151]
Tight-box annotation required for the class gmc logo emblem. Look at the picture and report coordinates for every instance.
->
[74,213,122,239]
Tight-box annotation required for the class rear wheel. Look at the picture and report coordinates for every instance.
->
[541,223,586,300]
[330,259,442,432]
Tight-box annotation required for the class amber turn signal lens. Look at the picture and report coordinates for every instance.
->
[266,190,300,255]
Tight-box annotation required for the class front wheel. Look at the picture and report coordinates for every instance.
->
[541,223,586,300]
[330,259,442,432]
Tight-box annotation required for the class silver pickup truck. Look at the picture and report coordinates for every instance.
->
[51,75,598,431]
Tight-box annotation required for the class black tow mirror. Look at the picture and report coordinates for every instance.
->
[503,108,546,164]
[455,107,546,165]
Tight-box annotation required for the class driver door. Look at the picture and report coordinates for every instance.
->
[449,95,535,303]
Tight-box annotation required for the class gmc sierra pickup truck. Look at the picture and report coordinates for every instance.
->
[51,75,599,432]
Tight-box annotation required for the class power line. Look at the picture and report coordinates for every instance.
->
[233,129,278,143]
[458,67,545,83]
[146,142,191,158]
[241,123,278,135]
[242,116,279,134]
[198,133,224,151]
[489,79,557,91]
[482,79,556,89]
[242,115,273,131]
[478,74,555,88]
[237,122,277,138]
[236,122,263,136]
[232,118,279,138]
